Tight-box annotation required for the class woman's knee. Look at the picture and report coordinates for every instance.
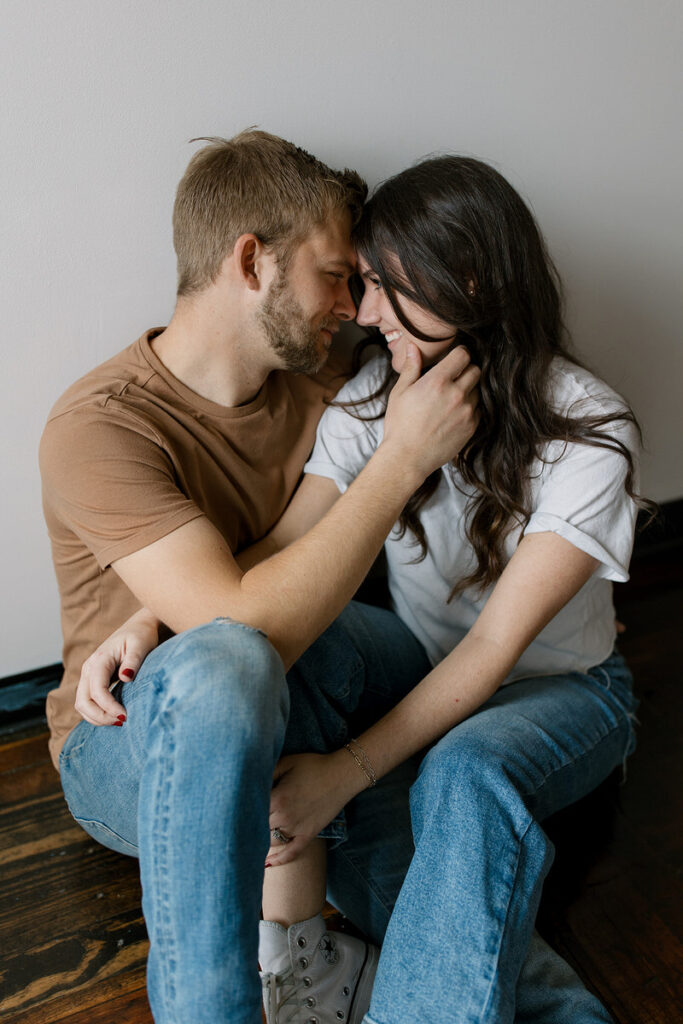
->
[410,718,525,832]
[420,715,511,787]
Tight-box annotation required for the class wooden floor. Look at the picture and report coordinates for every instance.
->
[1,549,681,1023]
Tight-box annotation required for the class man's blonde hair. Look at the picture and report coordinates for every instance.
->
[173,130,367,296]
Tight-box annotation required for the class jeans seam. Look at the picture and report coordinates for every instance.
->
[478,818,534,1024]
[151,692,178,1016]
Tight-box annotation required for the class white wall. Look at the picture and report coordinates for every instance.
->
[1,0,681,675]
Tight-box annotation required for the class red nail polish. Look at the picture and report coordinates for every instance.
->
[114,721,124,727]
[265,862,272,868]
[121,668,134,680]
[117,715,126,722]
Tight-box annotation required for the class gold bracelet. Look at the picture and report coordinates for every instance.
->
[343,737,377,787]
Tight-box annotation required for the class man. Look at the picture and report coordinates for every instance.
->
[39,130,478,1024]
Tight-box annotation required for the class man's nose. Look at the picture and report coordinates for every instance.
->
[334,280,357,322]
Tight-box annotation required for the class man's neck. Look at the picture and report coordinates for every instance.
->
[153,298,278,408]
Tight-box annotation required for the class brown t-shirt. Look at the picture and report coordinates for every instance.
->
[39,329,349,768]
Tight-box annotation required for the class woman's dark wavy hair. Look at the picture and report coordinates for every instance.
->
[349,156,649,597]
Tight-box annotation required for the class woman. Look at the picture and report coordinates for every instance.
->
[259,156,643,1024]
[84,156,643,1024]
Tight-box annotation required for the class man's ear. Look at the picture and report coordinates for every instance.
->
[232,234,270,291]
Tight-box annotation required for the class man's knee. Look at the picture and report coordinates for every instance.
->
[148,618,288,742]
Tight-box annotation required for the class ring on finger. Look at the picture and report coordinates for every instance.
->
[271,827,292,844]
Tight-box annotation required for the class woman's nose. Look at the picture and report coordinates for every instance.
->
[356,292,379,326]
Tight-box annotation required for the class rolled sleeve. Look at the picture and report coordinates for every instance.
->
[523,420,640,582]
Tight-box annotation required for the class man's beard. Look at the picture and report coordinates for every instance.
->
[257,270,336,374]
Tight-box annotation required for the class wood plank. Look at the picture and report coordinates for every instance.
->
[47,986,152,1024]
[0,760,61,805]
[547,869,683,1024]
[0,908,148,1021]
[1,967,149,1024]
[0,846,143,959]
[0,734,54,776]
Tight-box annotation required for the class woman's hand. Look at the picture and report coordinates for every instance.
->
[74,608,161,727]
[266,750,364,867]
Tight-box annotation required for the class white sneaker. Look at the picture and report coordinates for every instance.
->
[259,913,379,1024]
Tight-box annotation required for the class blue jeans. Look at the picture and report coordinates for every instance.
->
[59,603,430,1024]
[60,604,636,1023]
[360,650,638,1024]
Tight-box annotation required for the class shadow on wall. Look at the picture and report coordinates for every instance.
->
[559,251,682,500]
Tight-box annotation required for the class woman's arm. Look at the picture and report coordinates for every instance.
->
[266,530,599,864]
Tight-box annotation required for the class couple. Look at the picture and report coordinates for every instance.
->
[40,130,641,1024]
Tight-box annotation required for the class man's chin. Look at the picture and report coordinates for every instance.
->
[281,346,328,375]
[305,349,330,374]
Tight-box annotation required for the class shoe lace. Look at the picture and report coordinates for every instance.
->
[261,966,308,1024]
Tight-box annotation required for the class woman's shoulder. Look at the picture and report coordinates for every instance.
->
[548,356,632,420]
[333,351,391,411]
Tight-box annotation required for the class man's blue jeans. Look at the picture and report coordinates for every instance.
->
[58,603,430,1024]
[59,603,637,1023]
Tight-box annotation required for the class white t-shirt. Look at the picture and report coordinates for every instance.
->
[305,355,639,681]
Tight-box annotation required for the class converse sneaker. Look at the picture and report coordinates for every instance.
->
[259,913,379,1024]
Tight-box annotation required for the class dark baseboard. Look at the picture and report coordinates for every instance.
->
[633,496,683,557]
[0,662,61,738]
[1,498,681,738]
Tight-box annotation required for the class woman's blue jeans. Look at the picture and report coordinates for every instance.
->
[361,650,638,1024]
[59,603,637,1024]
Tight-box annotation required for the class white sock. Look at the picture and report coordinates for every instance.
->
[259,920,290,975]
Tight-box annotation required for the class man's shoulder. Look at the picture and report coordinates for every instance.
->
[46,330,160,424]
[39,330,172,496]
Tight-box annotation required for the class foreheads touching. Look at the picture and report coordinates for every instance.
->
[172,130,367,297]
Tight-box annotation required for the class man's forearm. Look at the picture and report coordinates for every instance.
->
[237,444,420,667]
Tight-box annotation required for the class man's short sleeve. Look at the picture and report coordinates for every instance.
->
[40,402,205,568]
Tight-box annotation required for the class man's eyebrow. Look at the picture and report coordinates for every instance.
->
[325,259,356,273]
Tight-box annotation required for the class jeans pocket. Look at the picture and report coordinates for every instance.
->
[58,720,90,766]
